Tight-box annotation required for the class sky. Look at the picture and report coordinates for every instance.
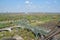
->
[0,0,60,12]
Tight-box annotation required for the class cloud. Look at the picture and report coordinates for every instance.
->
[25,1,30,4]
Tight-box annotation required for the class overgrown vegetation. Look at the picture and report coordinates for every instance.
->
[0,13,60,40]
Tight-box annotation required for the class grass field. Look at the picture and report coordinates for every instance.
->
[0,13,60,40]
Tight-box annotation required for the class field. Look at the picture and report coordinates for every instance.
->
[0,13,60,40]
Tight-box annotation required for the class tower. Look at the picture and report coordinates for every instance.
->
[25,0,31,14]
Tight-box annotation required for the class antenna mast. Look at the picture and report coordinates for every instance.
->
[25,0,31,14]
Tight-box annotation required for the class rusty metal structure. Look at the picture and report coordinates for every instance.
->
[39,21,60,40]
